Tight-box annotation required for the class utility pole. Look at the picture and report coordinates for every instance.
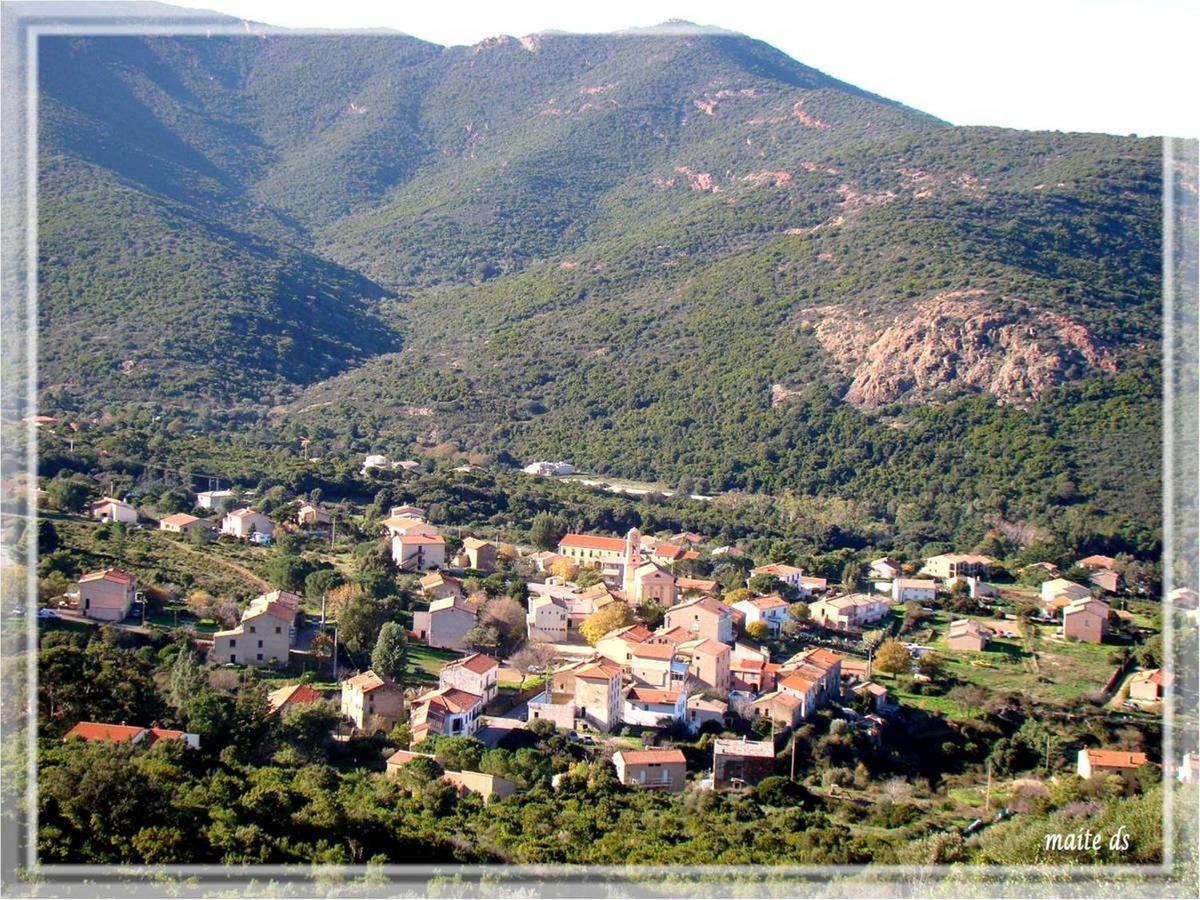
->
[790,732,797,781]
[331,624,339,680]
[320,593,326,629]
[985,760,993,812]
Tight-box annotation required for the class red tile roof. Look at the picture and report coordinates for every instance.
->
[626,687,682,705]
[1084,749,1149,769]
[559,533,626,553]
[78,569,135,585]
[446,653,499,675]
[617,748,686,765]
[632,642,677,660]
[64,722,144,743]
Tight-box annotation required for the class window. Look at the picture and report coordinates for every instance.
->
[257,640,263,648]
[256,653,263,661]
[229,639,236,647]
[230,654,236,663]
[249,625,256,633]
[275,626,282,634]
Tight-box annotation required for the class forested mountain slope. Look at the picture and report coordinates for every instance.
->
[36,22,1162,549]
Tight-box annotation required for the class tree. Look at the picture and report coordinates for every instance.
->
[745,620,771,641]
[46,479,90,514]
[158,489,188,515]
[549,558,579,581]
[509,641,555,684]
[747,574,783,596]
[479,596,526,655]
[841,561,863,593]
[574,566,603,589]
[789,602,810,623]
[305,568,343,603]
[915,651,945,680]
[874,639,912,676]
[530,512,568,551]
[580,602,634,645]
[766,541,796,565]
[265,555,315,592]
[371,622,410,686]
[723,588,753,606]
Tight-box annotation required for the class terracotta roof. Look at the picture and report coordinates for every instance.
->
[445,653,498,675]
[145,728,187,744]
[1078,554,1117,569]
[78,568,135,585]
[799,576,828,588]
[692,639,730,658]
[626,686,682,705]
[160,513,201,527]
[731,656,765,671]
[762,690,803,710]
[798,647,843,669]
[949,618,992,637]
[750,594,789,610]
[559,533,627,553]
[779,672,817,694]
[64,722,145,743]
[676,577,718,593]
[399,533,445,545]
[616,748,686,765]
[386,749,428,767]
[895,578,936,589]
[1084,749,1149,769]
[1130,668,1173,688]
[421,687,482,714]
[266,684,323,712]
[632,642,678,660]
[345,671,390,693]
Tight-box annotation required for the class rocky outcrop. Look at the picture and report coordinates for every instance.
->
[803,290,1117,408]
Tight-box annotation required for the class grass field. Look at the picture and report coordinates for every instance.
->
[890,610,1118,718]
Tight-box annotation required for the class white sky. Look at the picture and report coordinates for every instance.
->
[188,0,1197,138]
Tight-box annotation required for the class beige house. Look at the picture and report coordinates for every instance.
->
[947,618,992,652]
[922,554,994,580]
[663,596,733,644]
[1041,578,1092,605]
[1089,569,1122,593]
[1127,668,1172,703]
[159,513,208,535]
[613,748,687,791]
[392,532,446,571]
[341,670,406,732]
[438,653,499,704]
[459,537,498,573]
[412,596,478,651]
[809,594,889,630]
[892,578,937,603]
[220,508,274,540]
[529,656,624,732]
[630,642,687,690]
[869,557,903,580]
[1062,598,1110,643]
[681,638,731,697]
[77,569,137,621]
[749,690,805,728]
[526,594,570,641]
[91,497,137,525]
[686,694,728,733]
[594,624,654,669]
[297,503,331,528]
[210,590,300,667]
[1076,748,1150,778]
[557,533,629,566]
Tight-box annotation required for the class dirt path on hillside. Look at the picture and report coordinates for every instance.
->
[169,540,271,592]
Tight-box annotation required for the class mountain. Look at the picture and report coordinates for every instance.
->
[35,21,1162,550]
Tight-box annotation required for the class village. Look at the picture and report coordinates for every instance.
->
[28,471,1192,810]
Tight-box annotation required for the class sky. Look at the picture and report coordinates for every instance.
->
[186,0,1199,138]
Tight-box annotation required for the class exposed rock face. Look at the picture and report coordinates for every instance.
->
[803,290,1117,408]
